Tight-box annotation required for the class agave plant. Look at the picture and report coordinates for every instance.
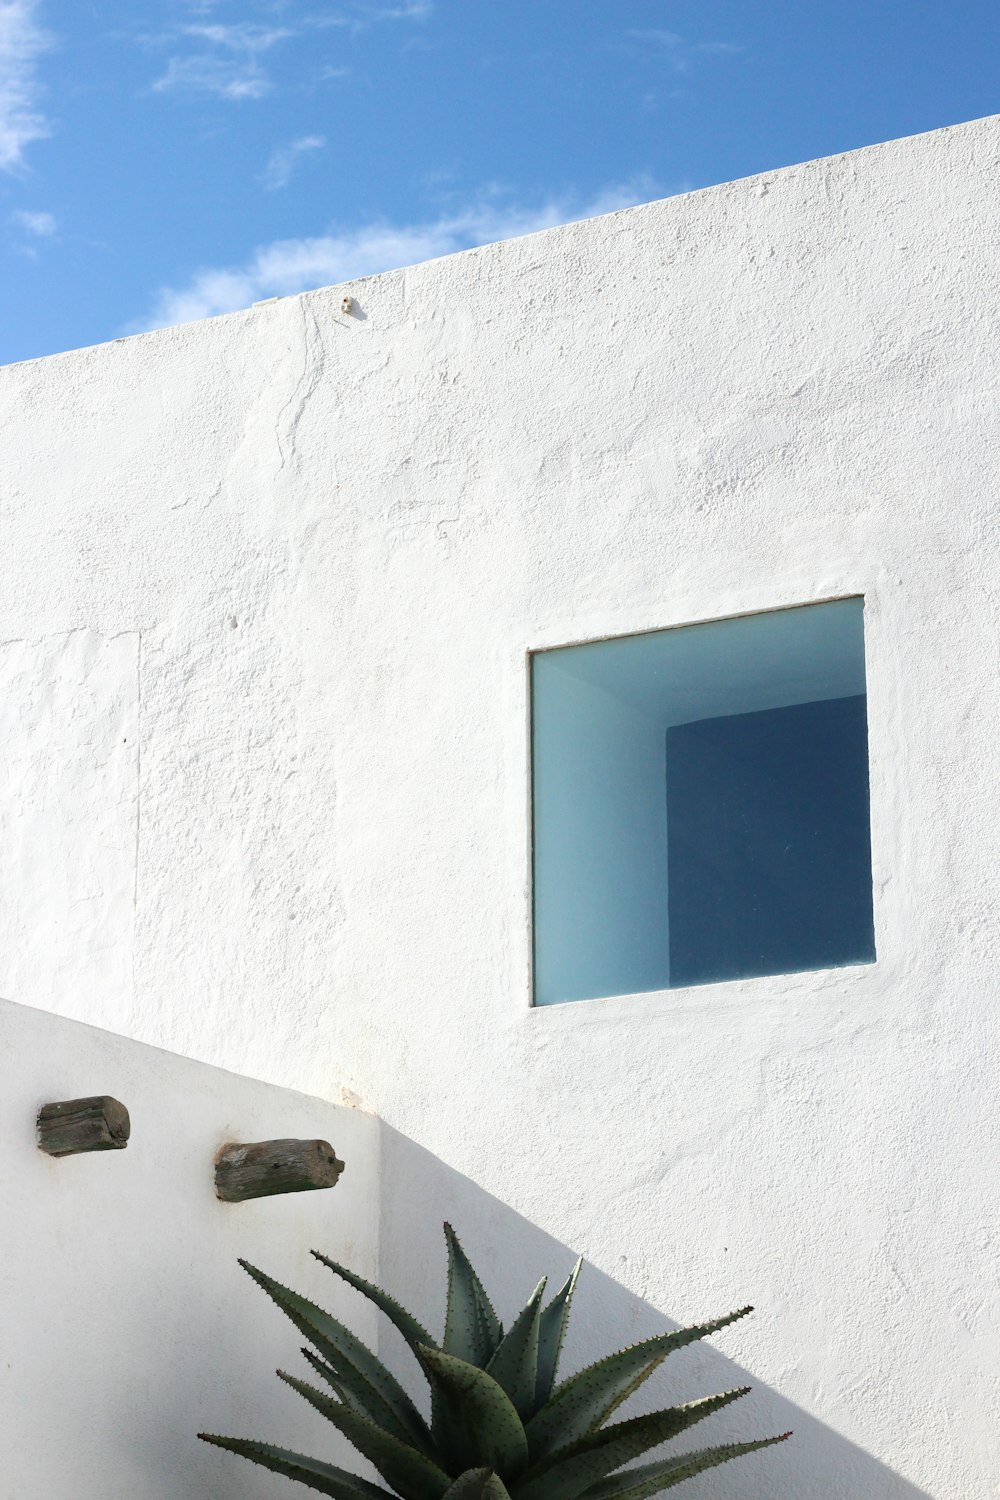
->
[200,1223,788,1499]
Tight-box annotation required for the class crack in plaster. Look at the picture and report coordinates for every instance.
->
[276,300,327,479]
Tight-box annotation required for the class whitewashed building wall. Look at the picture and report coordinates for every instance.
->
[0,996,379,1499]
[2,115,998,1497]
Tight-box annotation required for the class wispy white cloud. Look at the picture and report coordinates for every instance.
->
[132,180,659,332]
[0,0,50,171]
[152,19,292,100]
[183,22,293,52]
[148,1,432,97]
[10,205,53,234]
[364,2,432,19]
[260,133,326,190]
[625,28,741,74]
[305,2,433,29]
[152,53,270,99]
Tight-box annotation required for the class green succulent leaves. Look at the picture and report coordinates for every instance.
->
[443,1222,504,1365]
[486,1277,547,1420]
[442,1471,514,1500]
[535,1258,581,1409]
[238,1259,432,1452]
[276,1371,453,1500]
[523,1306,754,1461]
[202,1225,789,1500]
[515,1391,753,1500]
[576,1436,794,1500]
[418,1344,529,1479]
[312,1250,438,1357]
[197,1435,399,1499]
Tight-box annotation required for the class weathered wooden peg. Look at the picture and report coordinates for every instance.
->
[37,1096,131,1158]
[214,1138,345,1203]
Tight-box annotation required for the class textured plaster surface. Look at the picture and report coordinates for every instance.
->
[0,995,379,1500]
[2,116,999,1496]
[0,630,138,1029]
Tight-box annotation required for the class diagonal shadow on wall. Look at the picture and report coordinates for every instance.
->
[374,1124,931,1500]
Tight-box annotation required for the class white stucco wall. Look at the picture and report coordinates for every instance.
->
[0,630,138,1030]
[2,115,999,1496]
[0,996,380,1499]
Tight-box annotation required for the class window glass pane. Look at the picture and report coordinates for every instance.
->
[531,599,875,1006]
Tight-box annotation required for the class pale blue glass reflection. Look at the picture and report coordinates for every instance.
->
[531,600,875,1006]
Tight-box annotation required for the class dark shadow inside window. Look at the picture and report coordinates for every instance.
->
[666,695,875,988]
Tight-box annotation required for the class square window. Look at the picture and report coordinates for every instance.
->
[530,599,875,1005]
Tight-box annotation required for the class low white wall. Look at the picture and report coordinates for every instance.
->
[1,116,999,1498]
[0,996,380,1499]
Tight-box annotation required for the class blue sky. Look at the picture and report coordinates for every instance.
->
[0,0,997,365]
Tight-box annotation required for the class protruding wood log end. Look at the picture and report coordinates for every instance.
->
[214,1138,345,1203]
[37,1096,131,1157]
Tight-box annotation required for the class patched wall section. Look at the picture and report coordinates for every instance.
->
[0,630,138,1029]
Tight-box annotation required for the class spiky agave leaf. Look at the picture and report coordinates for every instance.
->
[443,1471,514,1500]
[418,1344,529,1480]
[312,1251,438,1357]
[197,1435,397,1499]
[443,1223,504,1366]
[277,1371,452,1500]
[298,1346,392,1435]
[575,1433,792,1499]
[208,1234,786,1500]
[534,1258,582,1414]
[239,1260,432,1453]
[486,1278,547,1421]
[524,1306,753,1461]
[515,1390,751,1500]
[295,1345,450,1471]
[301,1347,347,1396]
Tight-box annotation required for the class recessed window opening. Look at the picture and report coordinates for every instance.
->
[530,599,876,1006]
